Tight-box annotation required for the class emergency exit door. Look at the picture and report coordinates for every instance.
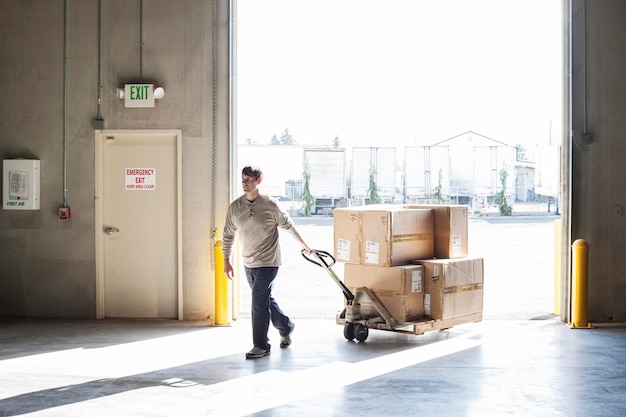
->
[95,130,182,319]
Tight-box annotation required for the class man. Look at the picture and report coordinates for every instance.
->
[223,165,311,359]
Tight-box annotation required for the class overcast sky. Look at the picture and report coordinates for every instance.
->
[236,0,563,150]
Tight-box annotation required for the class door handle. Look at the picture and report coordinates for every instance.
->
[104,226,120,235]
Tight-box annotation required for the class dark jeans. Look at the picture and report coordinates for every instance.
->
[244,266,293,350]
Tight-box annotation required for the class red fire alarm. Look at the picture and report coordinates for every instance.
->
[59,207,71,221]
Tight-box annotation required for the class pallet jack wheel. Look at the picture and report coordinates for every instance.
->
[354,323,369,342]
[344,323,356,340]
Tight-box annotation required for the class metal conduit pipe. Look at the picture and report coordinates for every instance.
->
[211,0,232,324]
[95,0,104,127]
[211,0,218,266]
[140,0,144,82]
[229,0,240,320]
[63,0,68,209]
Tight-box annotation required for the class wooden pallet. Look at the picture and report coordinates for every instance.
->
[337,311,483,336]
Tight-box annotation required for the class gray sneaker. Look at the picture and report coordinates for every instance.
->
[280,323,295,348]
[246,346,270,359]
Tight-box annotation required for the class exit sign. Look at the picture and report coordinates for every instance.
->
[124,84,155,108]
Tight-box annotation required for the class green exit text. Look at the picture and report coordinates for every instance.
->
[130,85,150,100]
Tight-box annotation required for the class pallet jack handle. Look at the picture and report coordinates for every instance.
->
[301,249,355,303]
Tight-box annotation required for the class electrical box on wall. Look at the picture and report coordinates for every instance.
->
[3,159,41,210]
[59,207,70,220]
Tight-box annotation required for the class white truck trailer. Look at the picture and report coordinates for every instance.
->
[350,147,396,205]
[403,146,451,203]
[304,147,347,214]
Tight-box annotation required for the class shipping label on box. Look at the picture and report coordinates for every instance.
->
[364,240,380,264]
[404,204,468,259]
[411,269,422,293]
[416,258,484,320]
[344,263,425,322]
[336,238,352,262]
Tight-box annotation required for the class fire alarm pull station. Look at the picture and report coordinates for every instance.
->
[59,207,71,221]
[3,159,40,210]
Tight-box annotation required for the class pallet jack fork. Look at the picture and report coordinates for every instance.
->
[302,249,401,342]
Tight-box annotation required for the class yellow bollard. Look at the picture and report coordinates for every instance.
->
[569,239,593,329]
[214,234,230,326]
[553,219,562,315]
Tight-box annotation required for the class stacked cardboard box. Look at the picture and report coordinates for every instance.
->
[334,205,432,322]
[416,258,483,320]
[403,204,469,259]
[343,263,425,322]
[333,205,434,266]
[334,204,483,324]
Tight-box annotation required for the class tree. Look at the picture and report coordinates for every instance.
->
[270,134,279,145]
[301,159,315,216]
[432,168,444,204]
[496,167,513,216]
[367,165,381,204]
[332,136,341,148]
[244,136,253,145]
[279,128,295,145]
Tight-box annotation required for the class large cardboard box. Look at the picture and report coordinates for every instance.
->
[344,263,425,322]
[333,208,360,264]
[404,204,469,259]
[334,206,434,266]
[415,258,484,320]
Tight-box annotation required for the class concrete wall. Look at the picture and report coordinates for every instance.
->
[570,0,626,321]
[0,0,231,319]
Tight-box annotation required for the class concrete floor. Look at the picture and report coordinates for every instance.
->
[1,317,625,417]
[0,215,619,416]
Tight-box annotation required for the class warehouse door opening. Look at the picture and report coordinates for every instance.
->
[234,0,563,321]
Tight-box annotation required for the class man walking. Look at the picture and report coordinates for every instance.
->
[223,165,311,359]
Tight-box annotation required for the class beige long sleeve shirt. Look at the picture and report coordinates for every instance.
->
[222,194,303,268]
